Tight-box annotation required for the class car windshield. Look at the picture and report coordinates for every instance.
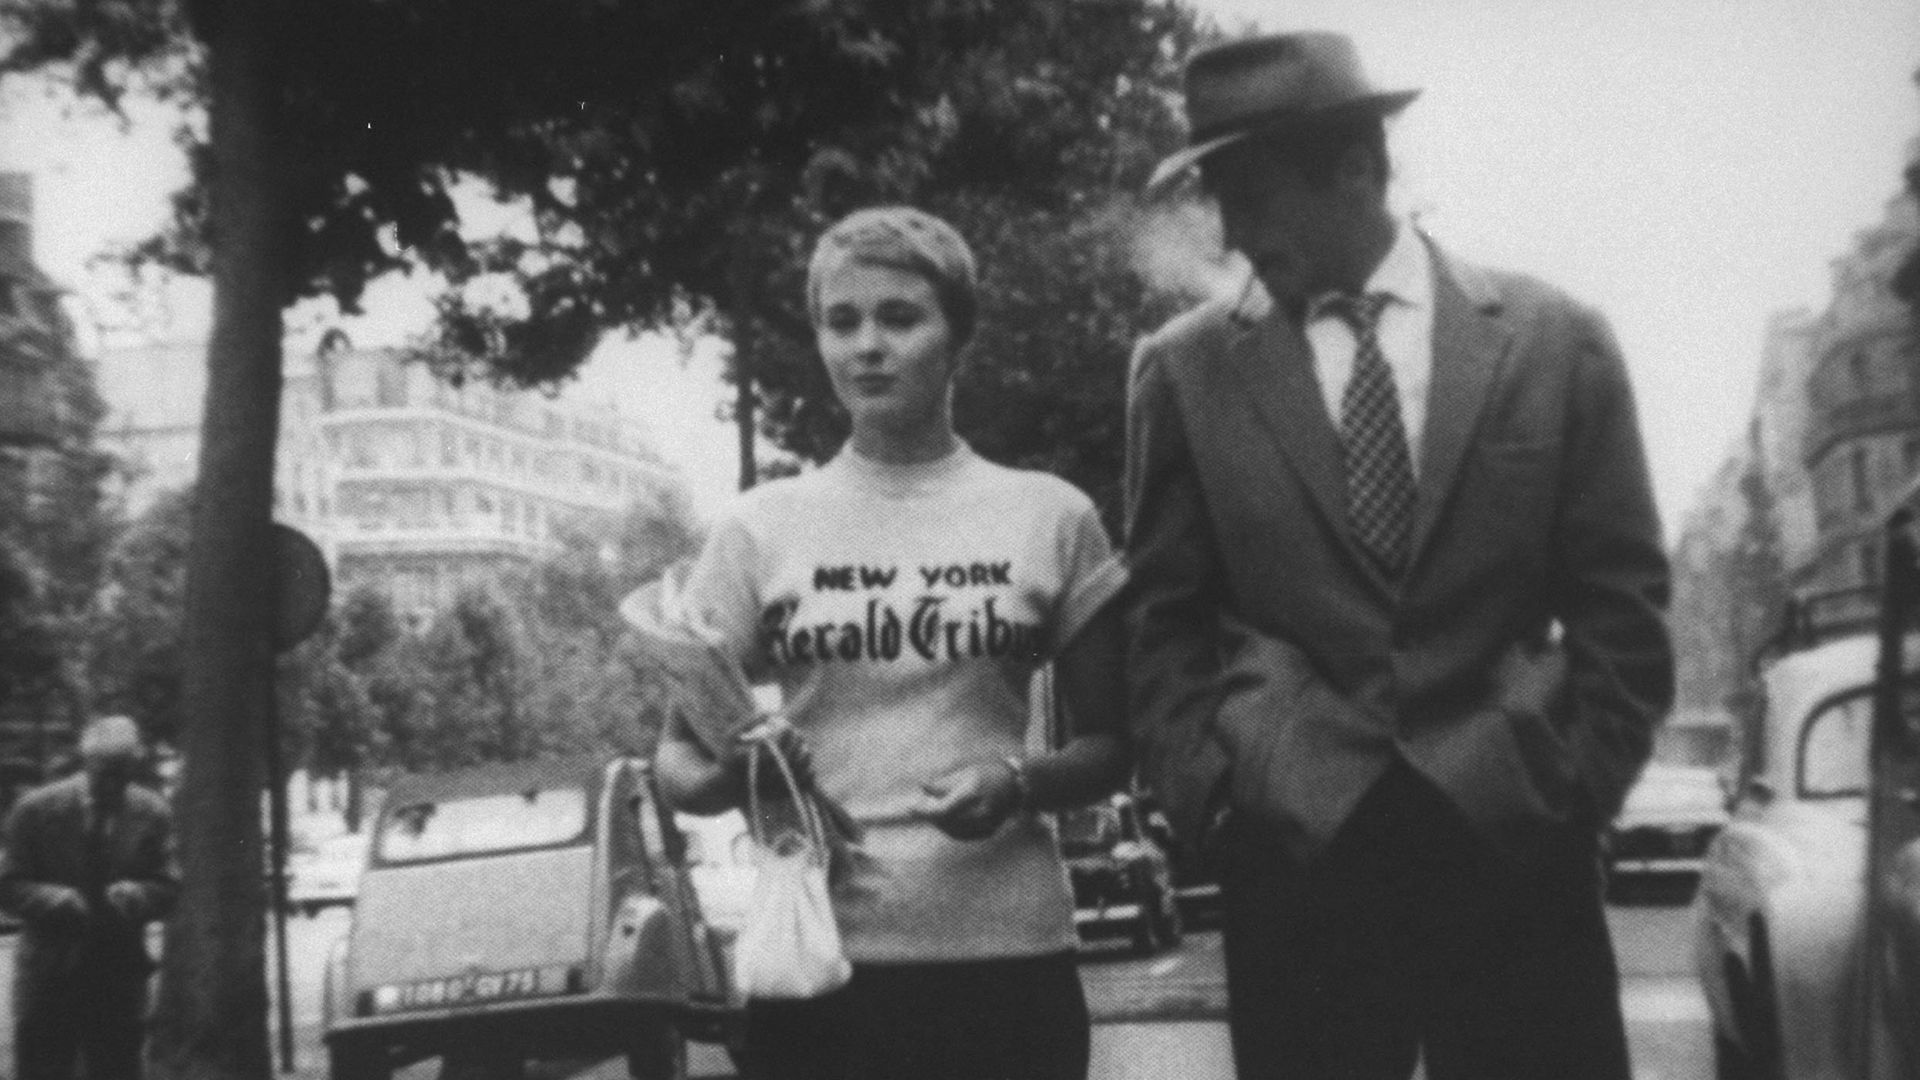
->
[1625,773,1723,813]
[376,784,590,863]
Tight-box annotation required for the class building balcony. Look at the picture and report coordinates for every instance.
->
[1804,390,1920,464]
[326,524,560,562]
[328,462,651,514]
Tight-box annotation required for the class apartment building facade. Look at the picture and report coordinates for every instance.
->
[99,328,690,621]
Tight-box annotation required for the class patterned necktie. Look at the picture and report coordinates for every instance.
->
[1325,293,1417,576]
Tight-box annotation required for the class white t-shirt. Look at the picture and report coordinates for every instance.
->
[678,441,1126,961]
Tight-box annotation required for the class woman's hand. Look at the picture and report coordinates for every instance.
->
[914,760,1022,841]
[735,716,815,794]
[658,711,814,814]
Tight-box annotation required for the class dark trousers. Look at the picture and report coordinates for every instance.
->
[1218,759,1631,1080]
[15,961,148,1080]
[743,951,1090,1080]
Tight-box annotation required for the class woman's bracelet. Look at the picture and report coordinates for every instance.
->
[1000,754,1033,813]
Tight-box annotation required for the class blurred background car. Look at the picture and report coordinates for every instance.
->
[1134,791,1221,927]
[286,829,372,917]
[1059,792,1182,956]
[1604,762,1730,900]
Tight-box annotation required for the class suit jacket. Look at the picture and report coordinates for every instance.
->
[0,772,178,979]
[1122,236,1674,859]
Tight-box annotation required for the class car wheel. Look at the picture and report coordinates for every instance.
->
[628,1021,688,1080]
[328,1039,391,1080]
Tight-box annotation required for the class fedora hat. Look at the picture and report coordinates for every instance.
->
[1147,32,1419,197]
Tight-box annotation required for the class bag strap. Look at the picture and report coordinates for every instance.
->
[744,734,829,864]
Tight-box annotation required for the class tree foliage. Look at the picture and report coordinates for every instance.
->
[0,269,119,773]
[8,0,1207,515]
[83,487,193,739]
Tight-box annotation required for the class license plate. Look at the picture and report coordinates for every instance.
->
[371,965,571,1014]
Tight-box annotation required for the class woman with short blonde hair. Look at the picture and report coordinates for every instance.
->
[654,205,1130,1080]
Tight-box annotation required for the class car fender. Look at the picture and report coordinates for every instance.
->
[604,892,683,1000]
[1768,874,1869,1079]
[1697,812,1866,1073]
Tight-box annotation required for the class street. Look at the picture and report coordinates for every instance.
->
[0,891,1708,1079]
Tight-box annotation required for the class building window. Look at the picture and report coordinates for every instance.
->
[1904,436,1920,475]
[1852,446,1873,514]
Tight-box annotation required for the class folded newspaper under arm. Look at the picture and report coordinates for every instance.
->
[618,561,759,758]
[620,561,863,850]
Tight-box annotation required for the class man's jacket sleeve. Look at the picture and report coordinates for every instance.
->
[1550,307,1675,822]
[1120,337,1233,844]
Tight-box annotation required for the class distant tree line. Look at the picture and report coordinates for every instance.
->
[77,484,703,806]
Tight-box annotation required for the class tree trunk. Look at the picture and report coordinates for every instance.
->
[147,0,288,1075]
[729,227,759,493]
[345,765,364,832]
[734,316,756,492]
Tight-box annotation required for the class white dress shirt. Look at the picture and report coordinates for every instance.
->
[1304,220,1435,477]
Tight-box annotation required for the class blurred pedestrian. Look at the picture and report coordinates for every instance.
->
[0,716,177,1080]
[1123,32,1674,1080]
[651,205,1130,1080]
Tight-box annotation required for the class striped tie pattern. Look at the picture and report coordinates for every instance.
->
[1325,293,1416,576]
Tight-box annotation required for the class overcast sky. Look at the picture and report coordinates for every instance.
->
[3,0,1918,530]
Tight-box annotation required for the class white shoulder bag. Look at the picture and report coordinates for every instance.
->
[733,737,853,1000]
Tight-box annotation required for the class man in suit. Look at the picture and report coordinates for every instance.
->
[1123,32,1673,1080]
[0,716,177,1080]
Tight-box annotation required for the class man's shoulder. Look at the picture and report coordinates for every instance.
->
[1433,244,1604,329]
[1133,296,1247,378]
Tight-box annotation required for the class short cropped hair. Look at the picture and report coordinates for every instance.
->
[806,206,980,346]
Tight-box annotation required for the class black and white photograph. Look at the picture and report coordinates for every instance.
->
[1,0,1918,1077]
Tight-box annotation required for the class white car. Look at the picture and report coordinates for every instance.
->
[1692,629,1914,1079]
[287,830,372,917]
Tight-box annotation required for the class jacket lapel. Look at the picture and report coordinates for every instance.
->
[1221,304,1350,542]
[1411,241,1513,567]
